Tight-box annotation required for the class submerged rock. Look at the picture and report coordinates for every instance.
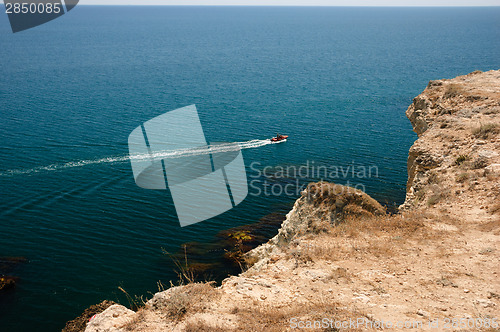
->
[0,275,18,291]
[167,212,287,282]
[0,256,27,292]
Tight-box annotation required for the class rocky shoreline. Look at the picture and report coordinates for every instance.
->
[67,70,499,332]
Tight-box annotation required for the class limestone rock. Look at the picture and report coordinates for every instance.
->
[63,300,117,332]
[84,304,135,332]
[401,70,500,209]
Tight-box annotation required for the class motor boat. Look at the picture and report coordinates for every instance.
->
[271,134,288,142]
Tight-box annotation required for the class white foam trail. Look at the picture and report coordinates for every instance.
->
[0,138,284,177]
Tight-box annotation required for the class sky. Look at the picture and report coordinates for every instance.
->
[80,0,500,6]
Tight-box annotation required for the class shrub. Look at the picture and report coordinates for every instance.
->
[427,194,442,206]
[454,154,469,166]
[151,283,218,320]
[472,123,499,139]
[471,157,487,169]
[427,189,449,207]
[443,84,463,99]
[456,172,469,183]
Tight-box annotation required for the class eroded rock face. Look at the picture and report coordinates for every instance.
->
[401,70,500,210]
[303,182,386,223]
[407,96,431,136]
[246,182,385,271]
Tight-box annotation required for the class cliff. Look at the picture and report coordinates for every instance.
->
[71,71,499,332]
[402,70,500,215]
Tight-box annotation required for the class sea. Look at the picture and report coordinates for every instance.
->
[0,6,499,332]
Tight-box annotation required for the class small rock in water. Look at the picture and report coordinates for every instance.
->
[0,276,17,291]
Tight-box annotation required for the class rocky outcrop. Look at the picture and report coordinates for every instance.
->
[401,70,500,210]
[246,182,386,271]
[0,275,17,291]
[84,305,135,332]
[63,300,117,332]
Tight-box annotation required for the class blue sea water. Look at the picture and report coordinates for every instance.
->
[0,5,499,331]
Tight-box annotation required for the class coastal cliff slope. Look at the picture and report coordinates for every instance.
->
[74,70,499,332]
[402,69,500,218]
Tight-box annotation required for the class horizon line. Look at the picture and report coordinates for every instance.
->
[77,4,500,6]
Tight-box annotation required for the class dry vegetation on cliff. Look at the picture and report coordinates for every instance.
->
[76,70,499,332]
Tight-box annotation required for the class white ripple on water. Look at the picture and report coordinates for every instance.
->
[0,138,285,176]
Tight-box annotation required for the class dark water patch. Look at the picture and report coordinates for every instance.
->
[166,211,287,284]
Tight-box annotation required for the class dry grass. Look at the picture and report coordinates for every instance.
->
[123,310,147,331]
[284,212,430,265]
[162,246,197,285]
[327,267,351,282]
[472,122,499,139]
[122,282,219,330]
[443,83,463,99]
[426,185,450,207]
[331,212,427,238]
[118,287,147,311]
[413,188,427,205]
[184,319,232,332]
[490,201,500,215]
[427,193,442,206]
[456,172,469,183]
[150,282,219,320]
[232,298,359,332]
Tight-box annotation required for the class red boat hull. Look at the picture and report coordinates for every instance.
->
[271,135,288,142]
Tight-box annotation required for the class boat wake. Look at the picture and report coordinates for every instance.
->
[0,138,285,177]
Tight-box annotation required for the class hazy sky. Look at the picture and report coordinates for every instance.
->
[80,0,500,6]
